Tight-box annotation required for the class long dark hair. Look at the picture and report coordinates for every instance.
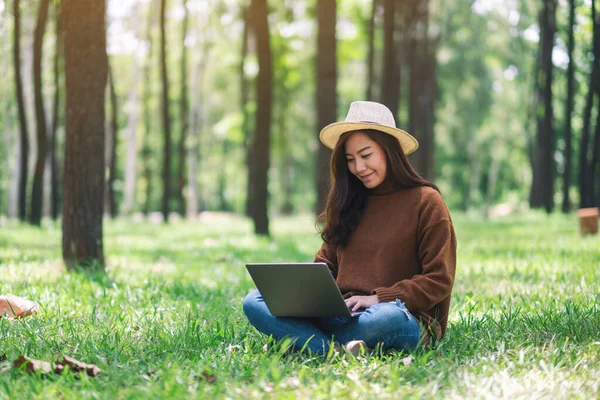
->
[317,129,439,248]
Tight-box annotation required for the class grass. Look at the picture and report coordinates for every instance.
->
[0,211,599,399]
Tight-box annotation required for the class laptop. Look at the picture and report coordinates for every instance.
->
[246,262,363,318]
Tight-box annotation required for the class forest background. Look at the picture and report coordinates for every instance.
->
[0,0,599,264]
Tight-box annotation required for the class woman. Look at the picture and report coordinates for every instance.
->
[243,101,457,356]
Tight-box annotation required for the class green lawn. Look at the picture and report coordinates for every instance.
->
[1,212,599,399]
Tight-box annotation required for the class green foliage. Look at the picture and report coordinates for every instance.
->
[1,213,599,397]
[0,0,596,217]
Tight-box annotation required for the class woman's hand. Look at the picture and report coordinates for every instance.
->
[345,294,379,312]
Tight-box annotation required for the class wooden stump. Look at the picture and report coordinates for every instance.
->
[577,207,599,235]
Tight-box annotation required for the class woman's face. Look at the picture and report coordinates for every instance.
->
[344,131,387,189]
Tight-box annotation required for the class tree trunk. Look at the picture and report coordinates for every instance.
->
[408,0,435,180]
[63,0,108,269]
[188,42,209,217]
[365,0,377,101]
[315,0,337,216]
[105,64,118,218]
[591,96,600,206]
[561,0,576,213]
[530,0,557,213]
[176,0,189,216]
[579,0,599,208]
[30,0,51,226]
[160,0,172,223]
[248,0,272,235]
[123,53,140,215]
[242,6,254,217]
[13,0,30,222]
[49,0,63,220]
[142,0,156,216]
[381,0,400,116]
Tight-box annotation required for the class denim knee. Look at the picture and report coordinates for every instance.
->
[367,302,412,325]
[242,289,262,318]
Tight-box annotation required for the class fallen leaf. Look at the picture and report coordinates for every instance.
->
[56,356,101,377]
[0,295,38,319]
[197,371,217,384]
[11,355,101,378]
[13,355,52,375]
[402,355,414,366]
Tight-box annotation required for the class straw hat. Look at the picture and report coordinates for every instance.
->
[319,101,419,154]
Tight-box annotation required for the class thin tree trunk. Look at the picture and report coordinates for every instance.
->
[578,0,598,208]
[123,58,140,215]
[530,0,557,213]
[561,0,576,213]
[485,151,501,215]
[63,0,108,269]
[106,65,118,218]
[30,0,51,226]
[13,0,29,222]
[160,0,172,223]
[315,0,337,216]
[591,97,600,206]
[176,0,189,216]
[142,0,156,215]
[381,0,400,115]
[365,0,377,101]
[279,93,293,215]
[408,0,433,178]
[242,7,254,217]
[248,0,272,235]
[49,0,63,220]
[188,43,209,217]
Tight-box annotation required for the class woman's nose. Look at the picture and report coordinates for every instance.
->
[355,160,366,172]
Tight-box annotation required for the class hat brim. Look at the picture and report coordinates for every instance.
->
[319,122,419,154]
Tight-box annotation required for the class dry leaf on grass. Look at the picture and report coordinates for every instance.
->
[13,355,53,375]
[56,356,101,377]
[0,295,38,319]
[196,371,217,384]
[10,355,101,377]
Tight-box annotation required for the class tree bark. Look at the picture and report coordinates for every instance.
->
[408,0,435,180]
[123,46,140,214]
[63,0,108,269]
[315,0,337,216]
[142,0,156,215]
[13,0,29,222]
[381,0,400,116]
[49,0,64,220]
[30,0,51,226]
[247,0,272,235]
[579,0,599,208]
[591,95,600,206]
[160,0,172,223]
[105,64,118,218]
[365,0,377,101]
[529,0,557,213]
[561,0,576,213]
[242,6,254,217]
[176,0,189,216]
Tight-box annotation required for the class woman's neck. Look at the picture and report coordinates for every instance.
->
[369,177,402,196]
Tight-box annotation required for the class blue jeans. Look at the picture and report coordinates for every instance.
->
[242,289,421,356]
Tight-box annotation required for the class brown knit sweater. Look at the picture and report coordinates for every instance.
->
[314,182,457,342]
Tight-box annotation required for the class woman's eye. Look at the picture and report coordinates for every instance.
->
[346,159,353,163]
[363,154,372,159]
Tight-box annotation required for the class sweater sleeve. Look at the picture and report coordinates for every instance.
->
[373,192,457,312]
[314,241,339,279]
